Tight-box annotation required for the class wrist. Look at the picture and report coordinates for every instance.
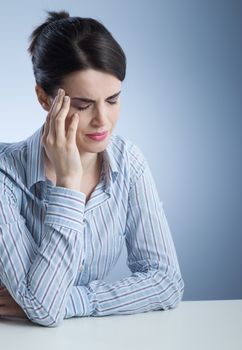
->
[56,177,82,191]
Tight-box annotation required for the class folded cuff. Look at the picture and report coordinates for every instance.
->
[45,186,86,232]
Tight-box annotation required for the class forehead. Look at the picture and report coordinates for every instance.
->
[61,69,121,98]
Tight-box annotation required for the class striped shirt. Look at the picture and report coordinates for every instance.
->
[0,123,184,327]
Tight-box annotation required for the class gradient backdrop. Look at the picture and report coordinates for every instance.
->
[0,0,241,301]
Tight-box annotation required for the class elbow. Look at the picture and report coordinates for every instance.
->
[165,271,185,310]
[170,281,184,309]
[156,266,185,311]
[26,304,66,327]
[19,294,65,327]
[30,313,63,328]
[15,285,66,327]
[27,310,64,327]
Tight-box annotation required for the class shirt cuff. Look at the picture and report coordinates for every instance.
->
[64,286,93,318]
[44,186,86,232]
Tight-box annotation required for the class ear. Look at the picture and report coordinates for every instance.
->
[35,84,53,111]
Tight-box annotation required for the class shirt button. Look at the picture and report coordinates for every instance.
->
[79,265,84,272]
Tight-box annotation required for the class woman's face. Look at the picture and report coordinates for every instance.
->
[55,69,122,154]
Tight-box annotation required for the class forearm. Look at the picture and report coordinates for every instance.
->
[0,185,86,326]
[64,265,184,318]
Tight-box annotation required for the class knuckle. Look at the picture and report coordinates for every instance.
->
[66,144,73,152]
[55,139,64,149]
[46,136,54,146]
[54,117,62,124]
[68,123,75,130]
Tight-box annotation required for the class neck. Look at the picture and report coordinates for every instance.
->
[79,151,100,174]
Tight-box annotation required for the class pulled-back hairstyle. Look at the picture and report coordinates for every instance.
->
[28,10,126,96]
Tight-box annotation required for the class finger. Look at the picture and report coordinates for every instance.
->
[0,290,16,305]
[41,93,58,143]
[0,288,9,295]
[49,89,66,139]
[66,113,79,143]
[0,289,17,302]
[0,305,15,316]
[55,95,71,142]
[43,92,60,142]
[0,297,12,305]
[0,305,27,318]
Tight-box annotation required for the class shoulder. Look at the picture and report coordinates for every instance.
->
[109,133,148,186]
[0,168,18,206]
[0,140,27,203]
[0,138,27,172]
[0,139,27,167]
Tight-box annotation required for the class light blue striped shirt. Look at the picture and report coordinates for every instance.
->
[0,123,184,327]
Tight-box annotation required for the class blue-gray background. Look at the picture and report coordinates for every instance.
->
[0,0,241,301]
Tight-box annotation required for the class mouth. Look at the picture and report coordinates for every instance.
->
[86,131,108,136]
[86,131,109,142]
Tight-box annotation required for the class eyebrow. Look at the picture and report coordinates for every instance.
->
[70,91,121,103]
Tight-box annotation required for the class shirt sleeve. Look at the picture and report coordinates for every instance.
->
[63,144,184,318]
[0,172,86,327]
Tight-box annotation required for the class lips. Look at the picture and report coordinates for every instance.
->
[86,131,108,136]
[86,131,109,142]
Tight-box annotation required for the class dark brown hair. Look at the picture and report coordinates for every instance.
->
[28,10,126,96]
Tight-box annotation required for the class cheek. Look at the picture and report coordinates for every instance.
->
[64,109,83,133]
[111,106,120,122]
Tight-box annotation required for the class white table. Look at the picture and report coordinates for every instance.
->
[0,300,241,350]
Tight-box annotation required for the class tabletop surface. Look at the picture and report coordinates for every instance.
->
[0,299,241,350]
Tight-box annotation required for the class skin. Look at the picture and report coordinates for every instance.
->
[0,68,122,319]
[39,68,121,188]
[0,288,27,319]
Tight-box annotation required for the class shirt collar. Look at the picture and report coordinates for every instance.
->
[102,135,119,193]
[26,123,119,192]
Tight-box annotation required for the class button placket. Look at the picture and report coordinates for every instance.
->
[79,265,84,272]
[79,217,87,272]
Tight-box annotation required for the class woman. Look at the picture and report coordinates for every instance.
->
[0,10,184,327]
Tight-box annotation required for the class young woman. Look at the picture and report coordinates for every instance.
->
[0,10,184,327]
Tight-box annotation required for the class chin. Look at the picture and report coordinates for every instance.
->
[77,138,110,154]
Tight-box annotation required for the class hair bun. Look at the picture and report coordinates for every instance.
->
[28,10,70,56]
[46,10,70,22]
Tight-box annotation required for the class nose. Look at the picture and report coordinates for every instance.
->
[91,104,108,126]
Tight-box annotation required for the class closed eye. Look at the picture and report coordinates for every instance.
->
[75,99,118,111]
[76,105,90,111]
